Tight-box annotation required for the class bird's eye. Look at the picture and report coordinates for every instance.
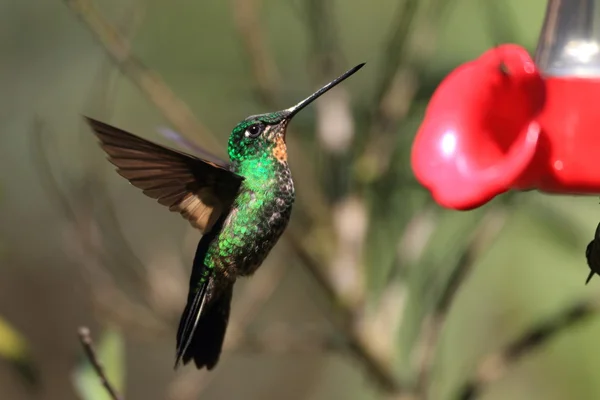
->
[244,124,264,138]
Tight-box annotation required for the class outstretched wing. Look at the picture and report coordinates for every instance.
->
[86,117,244,234]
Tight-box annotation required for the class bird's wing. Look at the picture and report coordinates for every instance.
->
[86,117,244,234]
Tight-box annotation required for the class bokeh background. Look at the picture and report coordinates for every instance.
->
[2,0,600,399]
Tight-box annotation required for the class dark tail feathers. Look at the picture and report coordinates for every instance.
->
[175,283,233,370]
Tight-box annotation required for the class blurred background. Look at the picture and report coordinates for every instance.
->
[2,0,600,399]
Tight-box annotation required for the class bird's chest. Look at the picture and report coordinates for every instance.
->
[213,182,294,276]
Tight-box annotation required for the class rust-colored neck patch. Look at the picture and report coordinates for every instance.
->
[272,134,288,163]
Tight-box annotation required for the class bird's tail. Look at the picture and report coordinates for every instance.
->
[175,280,233,370]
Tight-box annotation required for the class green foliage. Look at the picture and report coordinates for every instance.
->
[0,316,38,388]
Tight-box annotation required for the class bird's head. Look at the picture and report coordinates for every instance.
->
[227,63,365,170]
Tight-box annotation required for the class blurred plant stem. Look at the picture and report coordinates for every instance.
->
[413,206,509,398]
[357,0,458,184]
[287,230,401,392]
[453,296,600,400]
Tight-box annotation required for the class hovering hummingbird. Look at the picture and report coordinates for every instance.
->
[85,63,365,370]
[585,222,600,284]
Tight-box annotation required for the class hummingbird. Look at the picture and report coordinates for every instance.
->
[85,63,365,370]
[585,222,600,284]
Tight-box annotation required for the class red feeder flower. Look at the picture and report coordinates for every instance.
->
[411,0,600,210]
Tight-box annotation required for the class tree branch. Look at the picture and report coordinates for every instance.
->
[453,297,600,400]
[63,0,222,154]
[77,327,124,400]
[286,229,403,394]
[31,117,169,338]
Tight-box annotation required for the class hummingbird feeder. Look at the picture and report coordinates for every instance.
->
[411,0,600,210]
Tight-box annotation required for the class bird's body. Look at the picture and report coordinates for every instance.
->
[585,222,600,284]
[209,117,295,282]
[86,63,364,371]
[176,118,296,369]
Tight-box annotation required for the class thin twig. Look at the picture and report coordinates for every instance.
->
[77,327,124,400]
[453,297,600,400]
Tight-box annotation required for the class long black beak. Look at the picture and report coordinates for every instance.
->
[586,270,594,285]
[284,63,365,119]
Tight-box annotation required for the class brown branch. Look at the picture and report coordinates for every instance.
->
[453,297,600,400]
[82,26,151,284]
[77,327,124,400]
[31,116,169,338]
[286,228,403,394]
[59,0,208,335]
[73,0,150,286]
[63,0,222,154]
[413,207,509,398]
